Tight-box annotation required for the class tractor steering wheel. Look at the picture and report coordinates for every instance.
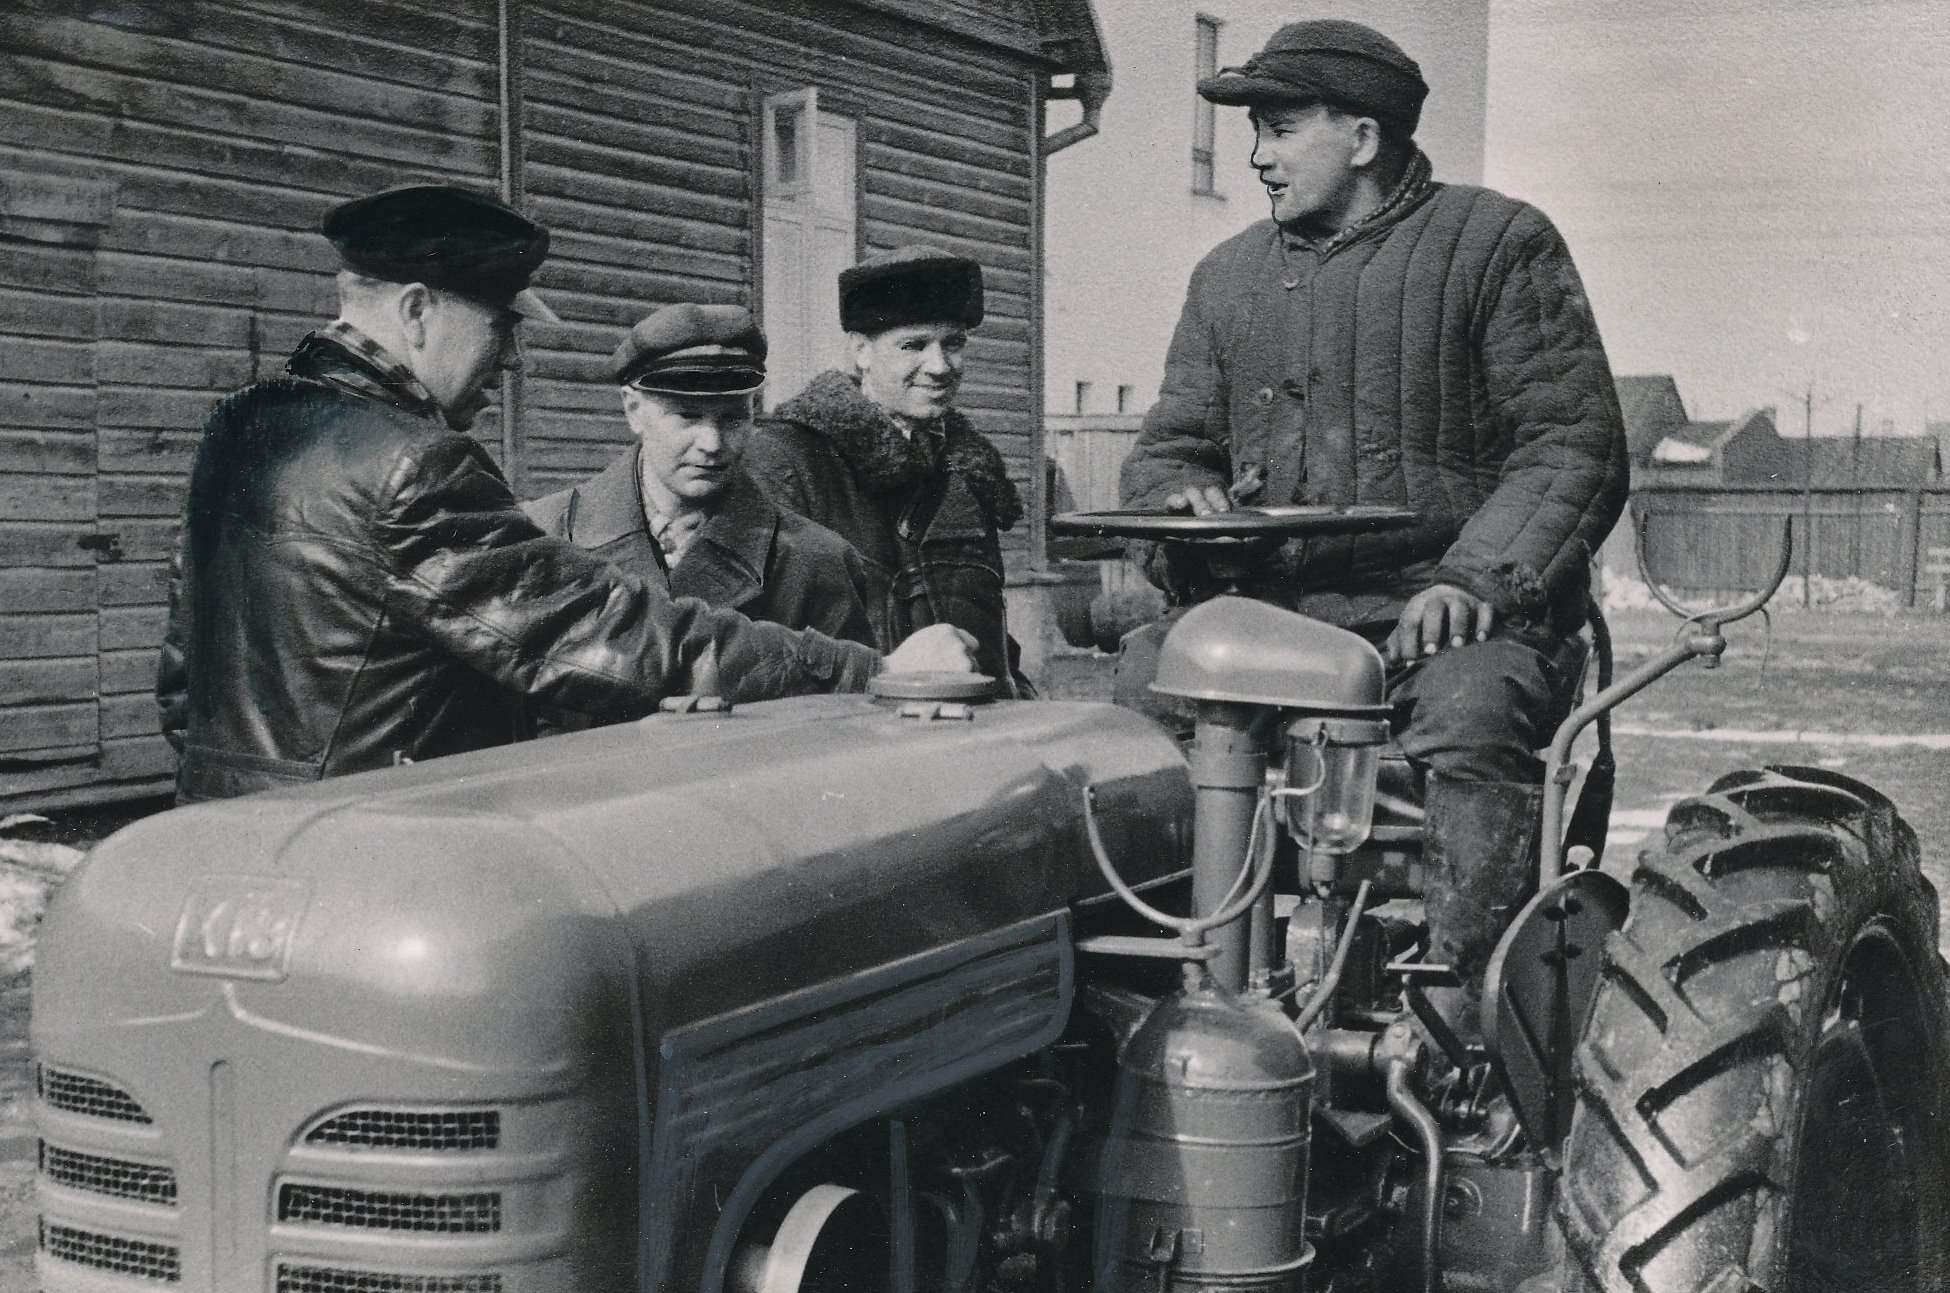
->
[1050,506,1420,601]
[1049,504,1419,544]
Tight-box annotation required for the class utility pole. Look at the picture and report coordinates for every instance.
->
[1849,403,1863,577]
[1801,383,1814,607]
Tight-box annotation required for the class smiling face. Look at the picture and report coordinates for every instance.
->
[1249,102,1377,231]
[623,388,754,512]
[852,322,967,423]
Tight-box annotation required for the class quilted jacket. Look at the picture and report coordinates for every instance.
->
[1121,171,1629,634]
[158,332,879,801]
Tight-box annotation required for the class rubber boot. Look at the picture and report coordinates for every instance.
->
[1420,774,1545,1045]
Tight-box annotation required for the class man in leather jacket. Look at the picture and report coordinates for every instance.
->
[744,246,1033,695]
[157,186,971,801]
[1120,22,1629,1036]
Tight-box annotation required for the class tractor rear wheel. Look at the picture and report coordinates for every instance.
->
[1554,766,1950,1293]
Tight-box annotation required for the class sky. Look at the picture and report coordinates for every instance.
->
[1485,0,1950,433]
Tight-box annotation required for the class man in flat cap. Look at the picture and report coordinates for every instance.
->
[745,245,1031,694]
[1120,20,1628,1037]
[157,186,971,801]
[523,304,876,717]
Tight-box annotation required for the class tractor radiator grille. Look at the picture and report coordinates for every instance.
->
[38,1066,152,1123]
[278,1183,502,1233]
[275,1266,502,1293]
[304,1108,499,1151]
[40,1220,181,1283]
[40,1141,178,1205]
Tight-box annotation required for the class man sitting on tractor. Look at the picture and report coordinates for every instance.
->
[1120,19,1629,1038]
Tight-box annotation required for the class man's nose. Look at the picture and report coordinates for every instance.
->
[1250,133,1270,171]
[920,344,955,375]
[694,421,725,455]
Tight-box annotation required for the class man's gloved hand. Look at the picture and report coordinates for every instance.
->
[884,624,979,673]
[1385,583,1495,666]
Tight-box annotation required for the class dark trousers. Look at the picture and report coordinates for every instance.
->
[1388,630,1587,784]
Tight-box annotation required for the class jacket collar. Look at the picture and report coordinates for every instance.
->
[570,445,776,604]
[288,322,443,420]
[769,370,1024,531]
[1280,147,1436,255]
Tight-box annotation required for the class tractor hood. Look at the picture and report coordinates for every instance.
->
[38,695,1190,1076]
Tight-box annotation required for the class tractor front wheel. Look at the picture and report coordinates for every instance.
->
[1554,766,1950,1293]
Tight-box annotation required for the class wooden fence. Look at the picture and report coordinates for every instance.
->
[1628,485,1950,607]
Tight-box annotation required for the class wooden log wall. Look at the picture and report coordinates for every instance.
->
[0,0,1049,809]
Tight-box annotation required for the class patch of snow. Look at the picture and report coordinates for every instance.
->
[1651,438,1712,463]
[0,824,86,978]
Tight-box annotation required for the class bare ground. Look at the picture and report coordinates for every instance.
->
[5,611,1947,1285]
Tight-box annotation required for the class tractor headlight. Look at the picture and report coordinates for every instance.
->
[1282,717,1388,855]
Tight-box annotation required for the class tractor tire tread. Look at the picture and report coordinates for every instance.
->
[1552,765,1949,1293]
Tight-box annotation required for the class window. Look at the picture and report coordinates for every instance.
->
[1193,15,1221,195]
[1116,384,1134,414]
[761,88,857,405]
[1074,381,1093,415]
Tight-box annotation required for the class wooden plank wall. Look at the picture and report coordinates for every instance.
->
[0,0,1047,809]
[1631,486,1950,606]
[0,0,503,807]
[521,0,1040,527]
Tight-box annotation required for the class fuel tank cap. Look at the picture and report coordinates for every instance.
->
[867,671,1000,702]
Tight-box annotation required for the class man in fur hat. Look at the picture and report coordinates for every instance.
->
[745,246,1031,694]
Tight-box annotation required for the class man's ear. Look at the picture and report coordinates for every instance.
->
[397,282,434,350]
[1349,116,1383,170]
[846,331,874,374]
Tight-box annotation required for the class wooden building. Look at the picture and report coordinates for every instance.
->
[0,0,1108,810]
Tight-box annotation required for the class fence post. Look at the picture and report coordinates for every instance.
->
[1903,489,1924,609]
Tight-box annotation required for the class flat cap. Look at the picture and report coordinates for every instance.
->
[323,184,559,322]
[839,245,984,335]
[614,303,767,395]
[1198,19,1427,136]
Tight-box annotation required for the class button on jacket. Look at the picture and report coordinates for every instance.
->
[1120,157,1629,635]
[157,331,878,801]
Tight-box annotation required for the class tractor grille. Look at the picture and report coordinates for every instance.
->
[275,1266,502,1293]
[40,1220,181,1282]
[40,1141,178,1205]
[304,1108,499,1151]
[38,1066,152,1123]
[278,1183,502,1233]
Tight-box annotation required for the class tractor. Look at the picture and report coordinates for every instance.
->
[29,506,1950,1293]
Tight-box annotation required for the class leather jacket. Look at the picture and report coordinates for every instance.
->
[158,331,879,800]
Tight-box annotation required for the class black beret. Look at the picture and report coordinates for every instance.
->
[614,303,767,395]
[322,185,558,321]
[838,245,984,335]
[1198,19,1427,136]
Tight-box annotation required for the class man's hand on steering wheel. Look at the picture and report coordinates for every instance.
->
[1385,583,1495,666]
[1164,484,1234,516]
